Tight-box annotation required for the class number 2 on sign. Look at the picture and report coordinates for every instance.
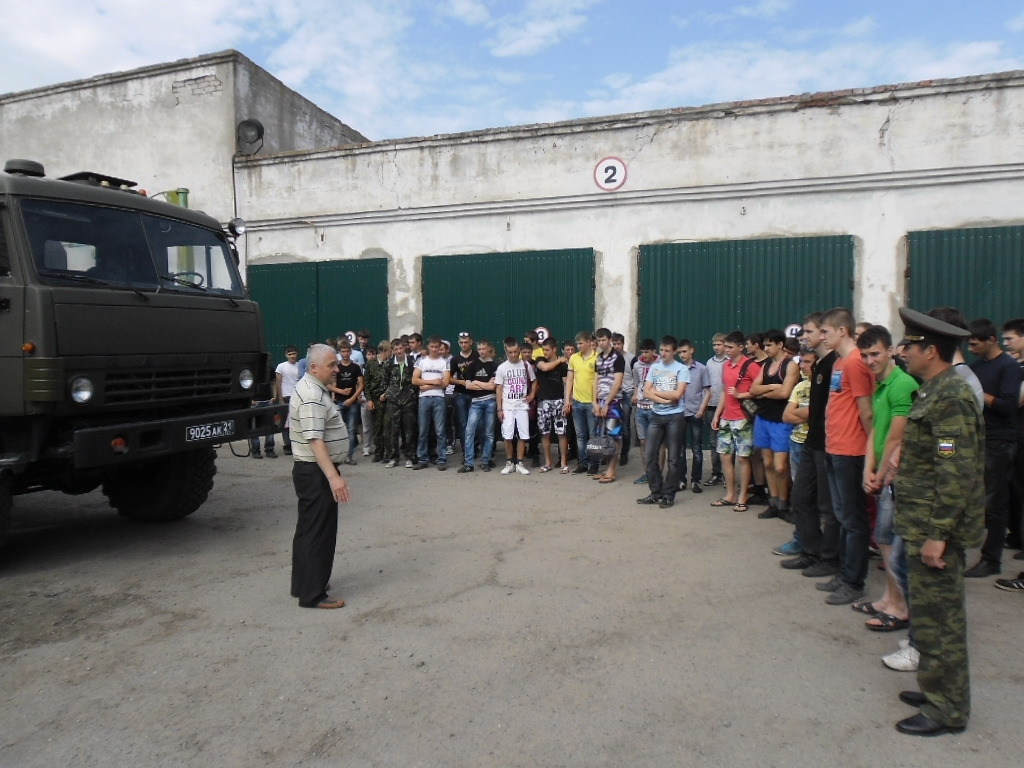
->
[594,157,626,191]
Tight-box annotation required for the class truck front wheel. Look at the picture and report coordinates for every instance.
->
[103,448,217,522]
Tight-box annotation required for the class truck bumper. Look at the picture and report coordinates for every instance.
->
[72,403,288,469]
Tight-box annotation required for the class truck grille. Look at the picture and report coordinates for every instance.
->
[105,369,234,404]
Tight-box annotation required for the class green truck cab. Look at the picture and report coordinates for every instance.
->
[0,159,284,544]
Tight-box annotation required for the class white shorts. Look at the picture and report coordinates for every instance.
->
[500,408,531,440]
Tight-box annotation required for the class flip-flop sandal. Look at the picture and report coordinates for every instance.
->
[866,613,910,632]
[598,476,616,484]
[539,465,553,473]
[592,473,609,480]
[852,599,881,616]
[709,498,735,507]
[559,466,570,474]
[733,503,749,512]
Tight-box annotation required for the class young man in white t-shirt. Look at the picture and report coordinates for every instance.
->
[496,337,537,475]
[275,345,302,455]
[412,335,451,470]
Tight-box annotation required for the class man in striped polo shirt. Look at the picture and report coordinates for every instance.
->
[289,344,351,609]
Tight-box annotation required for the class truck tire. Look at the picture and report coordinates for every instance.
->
[103,448,217,522]
[0,474,11,549]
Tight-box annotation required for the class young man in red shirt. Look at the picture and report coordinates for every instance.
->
[710,331,761,511]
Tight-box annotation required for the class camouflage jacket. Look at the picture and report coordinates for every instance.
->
[382,355,417,406]
[894,367,985,548]
[363,358,388,403]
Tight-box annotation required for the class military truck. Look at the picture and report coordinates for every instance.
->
[0,159,284,546]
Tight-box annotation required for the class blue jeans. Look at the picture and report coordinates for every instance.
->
[417,396,447,465]
[680,414,704,483]
[645,411,685,501]
[704,408,721,476]
[464,398,496,466]
[826,453,869,591]
[572,400,597,468]
[453,392,472,450]
[337,401,359,460]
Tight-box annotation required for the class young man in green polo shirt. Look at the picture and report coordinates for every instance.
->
[858,325,919,630]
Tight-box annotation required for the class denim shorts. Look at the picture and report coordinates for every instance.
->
[716,418,753,457]
[635,406,653,440]
[873,485,896,545]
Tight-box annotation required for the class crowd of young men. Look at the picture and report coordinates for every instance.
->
[276,309,1023,736]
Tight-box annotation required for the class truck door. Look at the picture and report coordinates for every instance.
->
[0,211,26,408]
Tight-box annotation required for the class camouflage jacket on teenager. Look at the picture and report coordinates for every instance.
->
[382,355,417,407]
[894,367,985,548]
[363,358,388,404]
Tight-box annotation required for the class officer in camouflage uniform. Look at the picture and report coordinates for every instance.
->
[892,307,985,737]
[363,341,391,462]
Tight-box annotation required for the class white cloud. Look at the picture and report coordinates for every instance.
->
[486,0,598,58]
[1007,12,1024,32]
[842,16,876,37]
[732,0,794,20]
[444,0,490,26]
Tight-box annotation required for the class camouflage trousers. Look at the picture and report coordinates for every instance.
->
[385,400,418,462]
[905,542,971,728]
[370,401,390,460]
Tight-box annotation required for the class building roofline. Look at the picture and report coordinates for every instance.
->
[237,68,1024,166]
[0,50,247,104]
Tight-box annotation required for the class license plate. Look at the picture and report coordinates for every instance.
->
[185,420,235,442]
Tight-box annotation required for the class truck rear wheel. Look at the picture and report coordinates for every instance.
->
[103,448,217,522]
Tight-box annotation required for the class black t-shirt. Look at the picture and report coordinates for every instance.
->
[535,361,568,401]
[450,351,479,384]
[335,361,362,401]
[804,351,835,450]
[464,358,498,399]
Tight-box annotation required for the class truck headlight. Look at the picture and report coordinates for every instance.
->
[70,377,94,404]
[239,368,254,390]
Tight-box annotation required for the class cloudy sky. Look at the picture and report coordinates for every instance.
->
[2,1,1024,141]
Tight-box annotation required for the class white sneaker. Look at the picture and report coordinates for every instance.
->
[446,445,455,455]
[384,459,397,468]
[515,462,530,475]
[500,461,515,475]
[882,644,920,672]
[362,451,371,457]
[405,460,414,468]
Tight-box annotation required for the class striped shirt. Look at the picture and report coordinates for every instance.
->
[289,373,348,464]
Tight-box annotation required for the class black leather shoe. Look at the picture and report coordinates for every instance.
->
[659,498,675,509]
[964,559,1000,578]
[691,481,703,494]
[636,495,661,505]
[757,507,779,519]
[895,713,964,736]
[899,691,927,707]
[781,554,816,570]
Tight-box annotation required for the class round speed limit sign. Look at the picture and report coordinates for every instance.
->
[594,157,627,191]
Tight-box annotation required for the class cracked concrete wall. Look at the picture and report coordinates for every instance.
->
[0,57,238,220]
[236,72,1024,340]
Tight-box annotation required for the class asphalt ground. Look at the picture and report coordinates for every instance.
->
[1,443,1022,768]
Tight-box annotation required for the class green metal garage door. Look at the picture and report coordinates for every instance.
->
[422,249,595,349]
[247,259,389,365]
[638,236,855,361]
[907,226,1024,327]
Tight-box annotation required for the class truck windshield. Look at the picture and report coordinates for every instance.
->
[21,198,244,296]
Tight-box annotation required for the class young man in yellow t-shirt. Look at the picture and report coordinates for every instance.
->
[564,331,599,474]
